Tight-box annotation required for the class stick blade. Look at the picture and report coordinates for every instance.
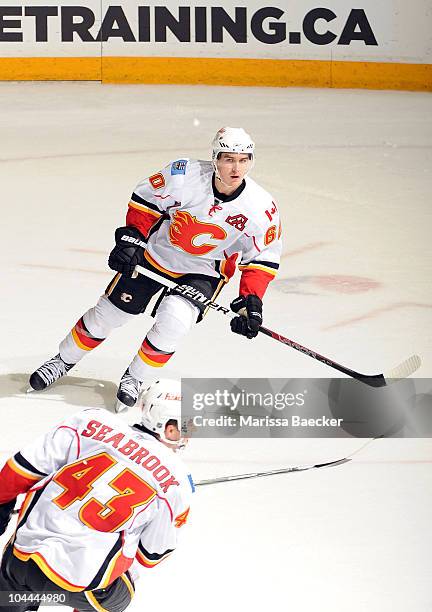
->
[383,354,421,383]
[314,458,352,469]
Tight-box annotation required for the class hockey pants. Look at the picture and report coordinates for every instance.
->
[59,271,224,381]
[0,544,134,612]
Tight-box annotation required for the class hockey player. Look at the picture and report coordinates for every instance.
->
[29,127,282,411]
[0,380,192,612]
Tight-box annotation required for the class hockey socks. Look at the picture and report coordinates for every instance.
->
[60,295,134,364]
[129,336,174,381]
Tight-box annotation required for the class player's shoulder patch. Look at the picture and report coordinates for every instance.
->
[171,159,188,175]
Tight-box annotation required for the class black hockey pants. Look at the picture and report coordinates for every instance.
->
[0,544,134,612]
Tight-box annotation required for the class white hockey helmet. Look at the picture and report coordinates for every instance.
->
[211,127,255,165]
[140,379,184,447]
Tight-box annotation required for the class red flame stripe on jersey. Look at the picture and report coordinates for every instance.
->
[13,452,47,478]
[128,200,162,218]
[126,207,161,239]
[99,532,134,588]
[85,532,125,591]
[0,460,42,503]
[130,192,162,212]
[239,267,276,299]
[135,551,173,568]
[15,492,132,592]
[138,338,174,368]
[99,548,134,589]
[126,202,160,239]
[72,317,105,351]
[238,263,278,277]
[239,258,279,271]
[135,543,174,568]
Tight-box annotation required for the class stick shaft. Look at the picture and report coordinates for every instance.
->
[134,264,385,386]
[195,458,351,486]
[257,326,385,386]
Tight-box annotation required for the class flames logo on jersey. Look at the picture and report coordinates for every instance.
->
[175,507,190,528]
[169,210,227,256]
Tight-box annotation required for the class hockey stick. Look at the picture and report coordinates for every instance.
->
[7,459,347,506]
[194,438,376,486]
[8,442,374,497]
[6,457,347,515]
[134,264,421,388]
[195,458,350,486]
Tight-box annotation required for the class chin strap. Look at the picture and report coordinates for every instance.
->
[212,163,227,188]
[214,174,232,189]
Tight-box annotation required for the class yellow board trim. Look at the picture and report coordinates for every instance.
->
[0,57,430,91]
[0,57,101,81]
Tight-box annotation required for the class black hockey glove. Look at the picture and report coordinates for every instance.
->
[108,226,146,277]
[0,499,16,536]
[230,294,263,339]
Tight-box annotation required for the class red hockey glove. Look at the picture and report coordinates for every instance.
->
[230,294,263,339]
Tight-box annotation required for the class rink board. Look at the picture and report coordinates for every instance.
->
[0,0,431,90]
[0,57,430,91]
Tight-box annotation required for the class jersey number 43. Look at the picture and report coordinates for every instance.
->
[52,452,156,532]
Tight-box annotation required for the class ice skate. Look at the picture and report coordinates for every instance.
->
[115,368,143,412]
[29,354,74,391]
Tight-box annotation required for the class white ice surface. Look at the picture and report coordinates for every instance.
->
[0,83,431,612]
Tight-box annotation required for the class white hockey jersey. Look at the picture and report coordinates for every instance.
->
[0,409,193,592]
[126,159,282,298]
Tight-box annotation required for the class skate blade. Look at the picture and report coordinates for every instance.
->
[115,399,129,413]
